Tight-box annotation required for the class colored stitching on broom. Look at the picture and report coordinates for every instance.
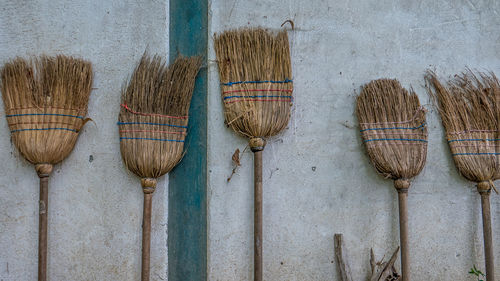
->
[363,138,428,143]
[452,152,500,156]
[366,142,426,148]
[359,107,425,125]
[223,95,293,100]
[225,98,293,104]
[11,127,78,133]
[8,106,82,111]
[222,89,293,94]
[6,113,84,119]
[448,138,500,143]
[448,129,497,135]
[222,79,293,86]
[120,104,188,119]
[120,137,184,142]
[362,132,427,136]
[119,130,186,135]
[117,122,187,129]
[9,121,78,126]
[359,123,426,132]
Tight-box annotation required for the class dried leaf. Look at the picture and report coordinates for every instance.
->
[232,148,241,166]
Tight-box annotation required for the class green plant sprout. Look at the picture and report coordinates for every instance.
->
[469,265,485,281]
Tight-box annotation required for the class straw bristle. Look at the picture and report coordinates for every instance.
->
[118,54,201,179]
[214,28,293,138]
[0,55,93,164]
[426,70,499,182]
[356,79,428,180]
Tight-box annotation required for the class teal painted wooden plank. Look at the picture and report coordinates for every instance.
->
[168,0,208,280]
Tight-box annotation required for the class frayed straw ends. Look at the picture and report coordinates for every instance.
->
[118,54,201,179]
[214,28,293,139]
[426,70,500,183]
[0,55,93,164]
[356,79,428,180]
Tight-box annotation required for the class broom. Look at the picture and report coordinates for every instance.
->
[426,70,498,281]
[214,28,293,281]
[0,55,93,281]
[356,79,428,281]
[118,53,200,281]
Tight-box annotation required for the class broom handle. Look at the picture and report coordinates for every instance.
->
[395,179,410,281]
[254,150,263,281]
[141,178,157,281]
[478,183,495,281]
[250,138,266,281]
[36,164,53,281]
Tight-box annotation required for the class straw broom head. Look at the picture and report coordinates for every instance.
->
[426,70,499,186]
[214,28,292,149]
[1,55,92,172]
[356,79,428,186]
[118,54,201,182]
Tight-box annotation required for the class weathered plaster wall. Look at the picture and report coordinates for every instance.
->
[1,1,500,280]
[208,0,500,280]
[0,1,169,280]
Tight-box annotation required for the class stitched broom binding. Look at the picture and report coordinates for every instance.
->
[356,79,428,181]
[215,29,293,139]
[118,106,188,179]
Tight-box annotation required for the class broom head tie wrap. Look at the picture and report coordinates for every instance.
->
[250,137,266,152]
[141,178,157,194]
[477,180,498,194]
[394,179,410,191]
[35,164,53,178]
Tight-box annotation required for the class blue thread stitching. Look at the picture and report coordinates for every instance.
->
[120,137,184,143]
[117,122,187,129]
[11,128,77,133]
[222,79,293,86]
[448,138,500,143]
[364,138,428,143]
[6,113,83,119]
[452,152,500,156]
[223,95,293,100]
[360,122,426,132]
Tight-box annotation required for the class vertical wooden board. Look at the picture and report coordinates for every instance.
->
[168,0,208,280]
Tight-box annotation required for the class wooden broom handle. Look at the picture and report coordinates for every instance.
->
[36,164,53,281]
[395,179,410,281]
[250,138,266,281]
[141,178,157,281]
[478,182,495,281]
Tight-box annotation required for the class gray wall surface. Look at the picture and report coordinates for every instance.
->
[1,0,500,281]
[208,0,500,280]
[0,1,169,280]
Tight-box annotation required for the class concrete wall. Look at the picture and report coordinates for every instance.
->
[1,0,500,281]
[0,1,169,280]
[208,0,500,280]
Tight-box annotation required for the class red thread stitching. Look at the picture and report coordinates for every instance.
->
[119,130,186,135]
[222,89,293,94]
[224,98,292,104]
